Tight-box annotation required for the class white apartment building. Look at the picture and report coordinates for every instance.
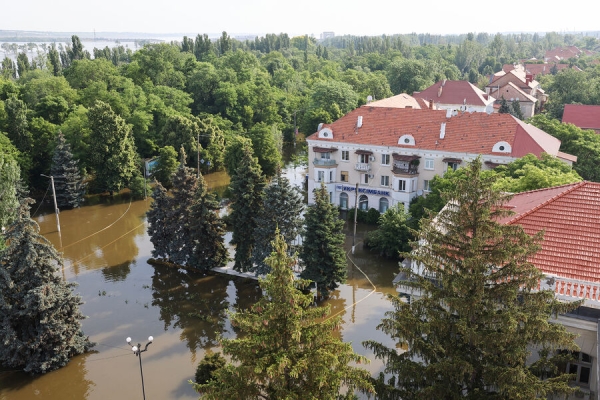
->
[306,105,575,212]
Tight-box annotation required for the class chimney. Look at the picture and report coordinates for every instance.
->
[356,116,363,128]
[429,99,433,109]
[437,85,443,98]
[440,122,446,139]
[446,109,452,118]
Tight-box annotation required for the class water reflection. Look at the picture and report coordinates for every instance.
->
[150,265,230,355]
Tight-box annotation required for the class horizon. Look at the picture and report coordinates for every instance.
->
[2,0,598,38]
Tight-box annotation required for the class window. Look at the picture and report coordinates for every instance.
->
[359,195,369,210]
[339,192,349,209]
[364,174,369,184]
[320,152,330,159]
[566,352,592,386]
[329,171,333,181]
[379,198,389,213]
[382,154,390,165]
[447,162,459,171]
[317,171,324,182]
[341,150,349,161]
[381,175,389,187]
[423,180,431,191]
[341,171,348,182]
[358,154,369,163]
[398,180,406,191]
[425,158,434,170]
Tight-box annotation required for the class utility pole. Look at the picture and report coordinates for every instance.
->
[41,174,60,234]
[352,182,358,254]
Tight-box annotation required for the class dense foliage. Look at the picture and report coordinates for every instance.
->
[0,31,597,196]
[192,232,374,399]
[364,158,579,399]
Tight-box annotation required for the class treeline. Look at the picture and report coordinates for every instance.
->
[1,31,599,197]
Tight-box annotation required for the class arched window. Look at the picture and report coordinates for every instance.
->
[359,195,369,211]
[379,198,389,213]
[339,192,348,210]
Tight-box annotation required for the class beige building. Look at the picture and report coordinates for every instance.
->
[306,105,575,212]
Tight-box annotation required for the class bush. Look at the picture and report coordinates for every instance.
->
[366,208,380,225]
[195,351,226,384]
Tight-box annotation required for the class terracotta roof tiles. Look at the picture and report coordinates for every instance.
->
[562,104,600,132]
[501,182,600,282]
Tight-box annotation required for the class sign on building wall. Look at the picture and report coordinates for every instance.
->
[335,185,390,197]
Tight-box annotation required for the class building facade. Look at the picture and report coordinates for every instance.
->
[306,106,575,212]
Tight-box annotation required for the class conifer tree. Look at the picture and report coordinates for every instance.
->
[0,153,20,234]
[187,172,228,271]
[364,158,579,400]
[168,148,198,266]
[498,95,511,114]
[0,199,94,374]
[511,99,524,120]
[50,132,85,208]
[229,146,265,272]
[146,180,173,261]
[192,232,374,399]
[251,173,304,275]
[300,183,346,296]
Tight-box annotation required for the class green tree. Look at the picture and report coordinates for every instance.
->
[386,59,434,94]
[364,158,579,400]
[4,94,32,156]
[187,172,228,271]
[87,101,138,194]
[529,114,600,182]
[146,181,172,260]
[168,149,199,266]
[300,183,346,296]
[50,132,85,208]
[16,52,30,78]
[229,146,265,272]
[365,203,412,259]
[498,96,511,113]
[247,122,282,178]
[510,99,524,120]
[192,232,374,399]
[251,173,304,275]
[0,199,94,374]
[0,153,20,235]
[153,145,179,189]
[223,135,254,177]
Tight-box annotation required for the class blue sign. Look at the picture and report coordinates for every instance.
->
[336,185,390,197]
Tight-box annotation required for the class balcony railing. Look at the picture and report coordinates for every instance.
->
[313,158,337,166]
[355,163,371,171]
[392,166,418,175]
[538,276,600,308]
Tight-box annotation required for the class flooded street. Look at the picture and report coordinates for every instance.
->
[0,166,399,400]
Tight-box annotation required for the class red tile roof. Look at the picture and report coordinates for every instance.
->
[306,107,567,159]
[501,182,600,282]
[562,104,600,132]
[367,93,427,109]
[524,63,571,78]
[413,80,493,107]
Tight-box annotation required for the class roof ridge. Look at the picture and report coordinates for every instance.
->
[506,181,588,225]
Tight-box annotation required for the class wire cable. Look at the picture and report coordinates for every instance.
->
[31,183,51,218]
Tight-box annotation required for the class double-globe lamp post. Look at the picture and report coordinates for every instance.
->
[126,336,153,400]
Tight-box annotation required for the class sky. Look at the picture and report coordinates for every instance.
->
[3,0,598,38]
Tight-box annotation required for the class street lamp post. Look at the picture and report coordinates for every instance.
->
[127,336,153,400]
[40,174,60,233]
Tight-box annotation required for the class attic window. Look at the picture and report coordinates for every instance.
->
[398,134,415,146]
[492,141,511,153]
[318,127,333,139]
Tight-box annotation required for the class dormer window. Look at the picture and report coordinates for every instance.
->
[398,134,415,146]
[492,141,511,153]
[318,127,333,139]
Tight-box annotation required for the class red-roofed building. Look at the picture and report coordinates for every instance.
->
[562,104,600,134]
[413,80,495,114]
[486,69,547,113]
[306,105,576,211]
[500,182,600,393]
[545,46,583,62]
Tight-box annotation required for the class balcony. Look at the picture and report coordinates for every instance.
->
[313,158,337,166]
[355,163,371,171]
[392,166,419,176]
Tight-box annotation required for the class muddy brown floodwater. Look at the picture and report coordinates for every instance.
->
[0,167,399,400]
